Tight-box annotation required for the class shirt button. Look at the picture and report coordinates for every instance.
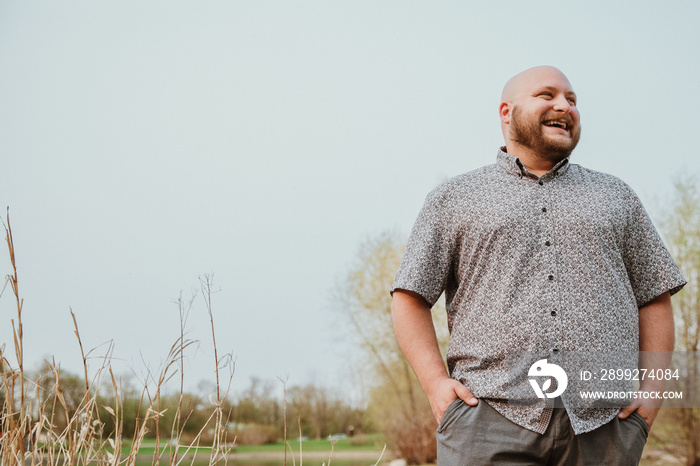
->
[552,348,559,353]
[551,311,557,316]
[545,241,551,246]
[542,207,547,213]
[538,180,544,186]
[548,275,554,281]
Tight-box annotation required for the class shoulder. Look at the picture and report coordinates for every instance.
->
[568,164,638,196]
[568,165,648,226]
[425,164,497,204]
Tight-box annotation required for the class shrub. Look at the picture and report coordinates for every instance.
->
[235,424,279,445]
[348,433,372,447]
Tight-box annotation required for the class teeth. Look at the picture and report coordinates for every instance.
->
[544,120,567,129]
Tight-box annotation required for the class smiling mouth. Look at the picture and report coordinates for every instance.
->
[542,120,571,132]
[542,120,569,130]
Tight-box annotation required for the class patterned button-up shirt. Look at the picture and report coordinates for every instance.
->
[392,148,686,434]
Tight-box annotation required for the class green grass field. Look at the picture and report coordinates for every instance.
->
[234,434,386,453]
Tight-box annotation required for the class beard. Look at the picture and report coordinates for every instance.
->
[510,105,581,163]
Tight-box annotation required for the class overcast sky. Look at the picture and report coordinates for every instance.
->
[1,1,698,399]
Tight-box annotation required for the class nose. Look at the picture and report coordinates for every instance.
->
[552,95,571,113]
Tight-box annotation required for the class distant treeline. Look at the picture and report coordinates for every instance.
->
[6,369,368,446]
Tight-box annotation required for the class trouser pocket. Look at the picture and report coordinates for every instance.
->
[437,398,466,434]
[628,411,650,438]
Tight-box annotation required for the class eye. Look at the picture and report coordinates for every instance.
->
[567,98,577,105]
[538,92,553,99]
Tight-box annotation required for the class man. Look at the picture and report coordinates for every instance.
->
[391,66,686,465]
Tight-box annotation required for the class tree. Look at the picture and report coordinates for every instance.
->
[287,383,364,440]
[335,231,449,464]
[663,176,700,466]
[233,377,280,426]
[289,384,329,440]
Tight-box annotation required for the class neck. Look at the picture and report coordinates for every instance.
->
[505,143,563,177]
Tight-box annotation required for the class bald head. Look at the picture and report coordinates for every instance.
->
[501,66,573,102]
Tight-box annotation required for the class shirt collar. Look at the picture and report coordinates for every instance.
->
[497,147,571,180]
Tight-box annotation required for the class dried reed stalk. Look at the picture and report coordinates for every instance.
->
[1,212,238,465]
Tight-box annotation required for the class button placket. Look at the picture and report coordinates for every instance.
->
[539,178,562,347]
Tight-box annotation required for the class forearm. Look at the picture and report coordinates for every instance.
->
[619,291,675,426]
[638,291,674,391]
[391,290,450,392]
[392,289,477,422]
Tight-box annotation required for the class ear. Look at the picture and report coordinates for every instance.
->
[499,101,512,124]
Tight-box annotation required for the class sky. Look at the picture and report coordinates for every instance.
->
[1,1,699,400]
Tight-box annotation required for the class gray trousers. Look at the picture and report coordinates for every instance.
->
[436,399,648,466]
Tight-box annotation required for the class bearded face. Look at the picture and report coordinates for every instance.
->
[510,105,581,163]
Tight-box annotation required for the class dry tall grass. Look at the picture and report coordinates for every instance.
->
[0,211,235,465]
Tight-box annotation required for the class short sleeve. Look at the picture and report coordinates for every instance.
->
[621,185,686,307]
[391,187,457,307]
